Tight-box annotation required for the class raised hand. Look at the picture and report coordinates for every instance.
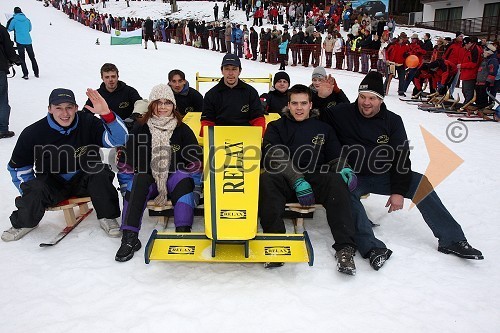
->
[84,88,111,116]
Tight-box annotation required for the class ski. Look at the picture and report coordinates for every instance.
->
[39,208,94,247]
[457,117,496,122]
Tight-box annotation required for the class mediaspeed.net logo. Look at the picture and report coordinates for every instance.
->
[411,125,464,209]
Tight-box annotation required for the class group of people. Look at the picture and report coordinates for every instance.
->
[2,52,484,276]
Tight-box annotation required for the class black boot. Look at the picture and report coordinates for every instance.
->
[368,248,393,271]
[175,226,192,232]
[115,230,141,262]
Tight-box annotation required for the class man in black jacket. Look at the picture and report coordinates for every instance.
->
[320,71,483,270]
[143,17,157,50]
[168,69,203,116]
[3,88,128,242]
[201,54,265,136]
[0,22,21,139]
[259,84,358,275]
[84,63,142,121]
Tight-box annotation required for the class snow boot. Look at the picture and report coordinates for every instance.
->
[1,226,38,242]
[175,226,191,232]
[335,246,356,275]
[368,248,393,271]
[115,230,141,262]
[99,218,121,237]
[438,241,483,260]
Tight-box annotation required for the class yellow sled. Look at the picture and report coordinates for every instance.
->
[145,126,314,266]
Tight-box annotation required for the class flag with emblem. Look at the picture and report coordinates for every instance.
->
[110,28,143,45]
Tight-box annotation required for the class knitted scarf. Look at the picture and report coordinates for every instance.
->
[147,115,178,206]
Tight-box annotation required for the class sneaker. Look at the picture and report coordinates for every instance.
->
[438,241,483,260]
[22,75,28,80]
[35,74,39,78]
[335,246,356,275]
[264,262,284,269]
[369,248,393,271]
[99,218,121,237]
[0,131,15,139]
[1,226,37,242]
[115,230,141,262]
[398,92,406,97]
[175,226,192,232]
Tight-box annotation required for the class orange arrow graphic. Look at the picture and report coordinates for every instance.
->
[410,126,464,209]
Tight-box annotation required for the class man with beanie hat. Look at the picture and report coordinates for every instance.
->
[319,71,483,270]
[310,67,350,112]
[260,71,290,114]
[201,54,265,136]
[7,7,39,79]
[260,84,358,274]
[3,88,128,242]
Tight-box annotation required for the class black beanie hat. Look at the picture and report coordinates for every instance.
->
[358,71,384,99]
[273,71,290,87]
[14,7,22,14]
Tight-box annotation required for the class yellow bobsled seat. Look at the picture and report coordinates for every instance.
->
[144,126,314,266]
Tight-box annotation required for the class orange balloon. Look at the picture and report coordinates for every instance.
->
[405,55,420,68]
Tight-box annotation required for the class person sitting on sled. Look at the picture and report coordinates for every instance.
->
[259,84,358,275]
[3,88,127,242]
[115,84,202,262]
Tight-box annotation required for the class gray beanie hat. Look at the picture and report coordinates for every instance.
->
[149,84,176,109]
[311,66,327,79]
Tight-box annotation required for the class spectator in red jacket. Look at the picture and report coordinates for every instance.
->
[458,37,483,104]
[442,32,465,66]
[385,32,410,96]
[403,34,427,94]
[428,59,458,95]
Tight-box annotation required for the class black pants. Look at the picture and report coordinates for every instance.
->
[258,171,356,251]
[17,44,39,77]
[10,167,120,228]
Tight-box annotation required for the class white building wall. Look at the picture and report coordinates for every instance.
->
[422,0,499,22]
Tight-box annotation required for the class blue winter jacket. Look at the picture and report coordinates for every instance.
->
[278,40,289,55]
[7,13,32,45]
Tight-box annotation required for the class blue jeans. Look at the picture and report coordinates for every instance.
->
[0,71,11,132]
[17,44,39,77]
[351,171,466,257]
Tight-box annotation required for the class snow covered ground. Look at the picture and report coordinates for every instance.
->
[0,1,499,332]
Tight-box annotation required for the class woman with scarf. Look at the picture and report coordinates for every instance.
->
[115,84,202,262]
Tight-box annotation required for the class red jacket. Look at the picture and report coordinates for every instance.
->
[387,41,410,65]
[443,40,465,65]
[433,59,458,88]
[408,41,426,65]
[459,44,482,81]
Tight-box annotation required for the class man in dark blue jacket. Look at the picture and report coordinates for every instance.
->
[320,71,483,270]
[7,7,39,79]
[2,88,128,242]
[259,84,358,275]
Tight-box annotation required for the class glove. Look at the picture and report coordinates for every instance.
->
[339,168,358,192]
[403,52,409,58]
[293,177,315,206]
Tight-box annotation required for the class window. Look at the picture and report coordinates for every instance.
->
[482,2,500,33]
[434,7,463,31]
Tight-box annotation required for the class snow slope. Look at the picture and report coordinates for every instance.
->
[0,1,498,332]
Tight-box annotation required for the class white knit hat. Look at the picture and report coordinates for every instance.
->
[149,84,176,109]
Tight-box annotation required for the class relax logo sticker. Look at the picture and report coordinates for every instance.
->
[168,246,195,255]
